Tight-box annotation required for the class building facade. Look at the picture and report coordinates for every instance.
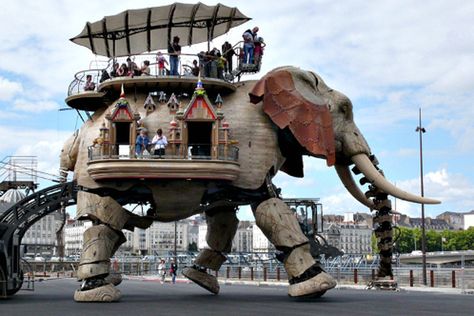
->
[64,219,93,257]
[232,221,253,252]
[146,221,189,255]
[23,212,64,257]
[252,224,274,253]
[464,213,474,230]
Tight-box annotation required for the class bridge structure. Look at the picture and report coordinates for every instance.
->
[0,182,77,296]
[399,250,474,266]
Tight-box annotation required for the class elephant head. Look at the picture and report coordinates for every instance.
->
[59,130,80,181]
[250,66,439,207]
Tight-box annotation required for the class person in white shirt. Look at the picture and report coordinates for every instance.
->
[158,259,166,284]
[151,128,168,158]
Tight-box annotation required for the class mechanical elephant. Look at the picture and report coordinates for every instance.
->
[61,66,439,301]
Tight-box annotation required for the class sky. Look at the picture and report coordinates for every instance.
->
[1,0,474,221]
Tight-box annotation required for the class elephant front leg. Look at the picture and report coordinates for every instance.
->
[74,192,130,302]
[183,207,238,294]
[253,198,336,297]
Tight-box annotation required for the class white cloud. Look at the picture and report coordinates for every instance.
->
[0,111,25,120]
[13,99,59,112]
[0,126,71,180]
[391,168,474,216]
[0,77,23,100]
[321,189,368,215]
[14,140,65,178]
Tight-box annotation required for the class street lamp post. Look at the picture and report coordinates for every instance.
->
[174,221,178,263]
[416,108,427,286]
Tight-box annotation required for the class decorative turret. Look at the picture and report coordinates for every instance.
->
[169,119,179,155]
[167,93,180,112]
[215,94,223,108]
[98,122,110,156]
[143,93,157,114]
[104,85,141,157]
[158,91,167,103]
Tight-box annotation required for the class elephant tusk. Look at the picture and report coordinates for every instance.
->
[335,164,375,209]
[351,154,441,205]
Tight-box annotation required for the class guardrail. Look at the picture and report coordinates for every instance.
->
[88,143,239,162]
[20,259,474,291]
[67,41,263,97]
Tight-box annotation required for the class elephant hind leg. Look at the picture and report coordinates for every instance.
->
[183,207,238,294]
[253,198,336,297]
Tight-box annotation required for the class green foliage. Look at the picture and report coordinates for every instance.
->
[188,241,198,252]
[393,227,474,253]
[371,233,378,254]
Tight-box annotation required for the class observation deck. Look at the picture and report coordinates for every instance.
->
[65,47,261,111]
[86,144,240,182]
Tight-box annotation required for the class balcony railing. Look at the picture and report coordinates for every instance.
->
[88,143,239,162]
[67,41,263,97]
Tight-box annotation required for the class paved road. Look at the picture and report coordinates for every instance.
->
[1,279,472,316]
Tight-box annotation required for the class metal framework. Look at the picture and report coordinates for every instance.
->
[0,182,77,296]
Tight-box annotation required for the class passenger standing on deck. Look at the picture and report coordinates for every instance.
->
[156,52,168,76]
[135,128,150,157]
[216,52,226,79]
[222,41,235,74]
[253,36,265,66]
[242,27,258,64]
[168,36,181,76]
[151,128,168,158]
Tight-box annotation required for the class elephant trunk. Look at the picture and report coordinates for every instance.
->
[350,154,440,205]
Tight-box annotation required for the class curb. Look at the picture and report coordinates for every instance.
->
[123,275,473,295]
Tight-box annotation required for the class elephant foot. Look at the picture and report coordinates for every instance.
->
[288,265,336,298]
[182,266,219,294]
[105,273,122,286]
[74,278,121,302]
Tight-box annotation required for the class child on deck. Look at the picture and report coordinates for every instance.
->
[157,52,168,76]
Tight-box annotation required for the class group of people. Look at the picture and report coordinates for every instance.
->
[135,128,168,157]
[86,30,263,91]
[196,45,232,79]
[242,26,265,65]
[109,57,152,79]
[158,259,178,284]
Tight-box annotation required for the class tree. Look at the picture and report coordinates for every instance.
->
[188,241,197,252]
[393,227,474,253]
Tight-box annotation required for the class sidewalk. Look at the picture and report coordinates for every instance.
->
[123,274,474,295]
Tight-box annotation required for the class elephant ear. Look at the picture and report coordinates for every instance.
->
[249,69,336,177]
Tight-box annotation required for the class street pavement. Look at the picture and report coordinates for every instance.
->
[1,278,472,316]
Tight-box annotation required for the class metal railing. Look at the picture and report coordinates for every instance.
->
[88,143,239,162]
[15,251,474,291]
[67,41,265,96]
[0,156,38,184]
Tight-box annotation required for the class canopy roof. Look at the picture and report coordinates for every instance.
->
[70,2,251,57]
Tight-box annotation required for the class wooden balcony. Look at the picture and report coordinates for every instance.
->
[86,144,240,182]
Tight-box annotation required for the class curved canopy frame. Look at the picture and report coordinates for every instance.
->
[70,2,251,57]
